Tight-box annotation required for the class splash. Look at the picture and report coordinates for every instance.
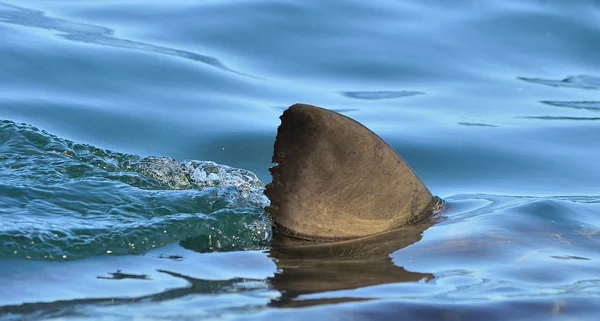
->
[0,120,271,260]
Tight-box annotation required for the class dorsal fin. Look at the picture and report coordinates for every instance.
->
[264,103,437,240]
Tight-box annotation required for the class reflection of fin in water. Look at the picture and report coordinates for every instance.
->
[0,2,248,76]
[268,220,435,307]
[265,103,441,240]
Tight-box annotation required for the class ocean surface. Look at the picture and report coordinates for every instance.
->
[1,0,600,320]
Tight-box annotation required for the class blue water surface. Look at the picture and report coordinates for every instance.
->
[1,0,600,320]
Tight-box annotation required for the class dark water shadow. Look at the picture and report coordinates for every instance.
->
[518,75,600,90]
[341,90,424,100]
[0,2,250,77]
[0,220,434,318]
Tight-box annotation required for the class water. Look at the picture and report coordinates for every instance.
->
[1,0,599,319]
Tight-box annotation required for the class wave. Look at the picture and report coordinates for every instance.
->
[0,120,271,260]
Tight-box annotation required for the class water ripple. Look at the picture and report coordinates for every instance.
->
[341,90,424,100]
[520,116,600,121]
[0,268,268,320]
[0,2,247,76]
[457,122,498,127]
[540,101,600,112]
[518,75,600,90]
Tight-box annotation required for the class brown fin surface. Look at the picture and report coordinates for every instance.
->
[264,103,436,240]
